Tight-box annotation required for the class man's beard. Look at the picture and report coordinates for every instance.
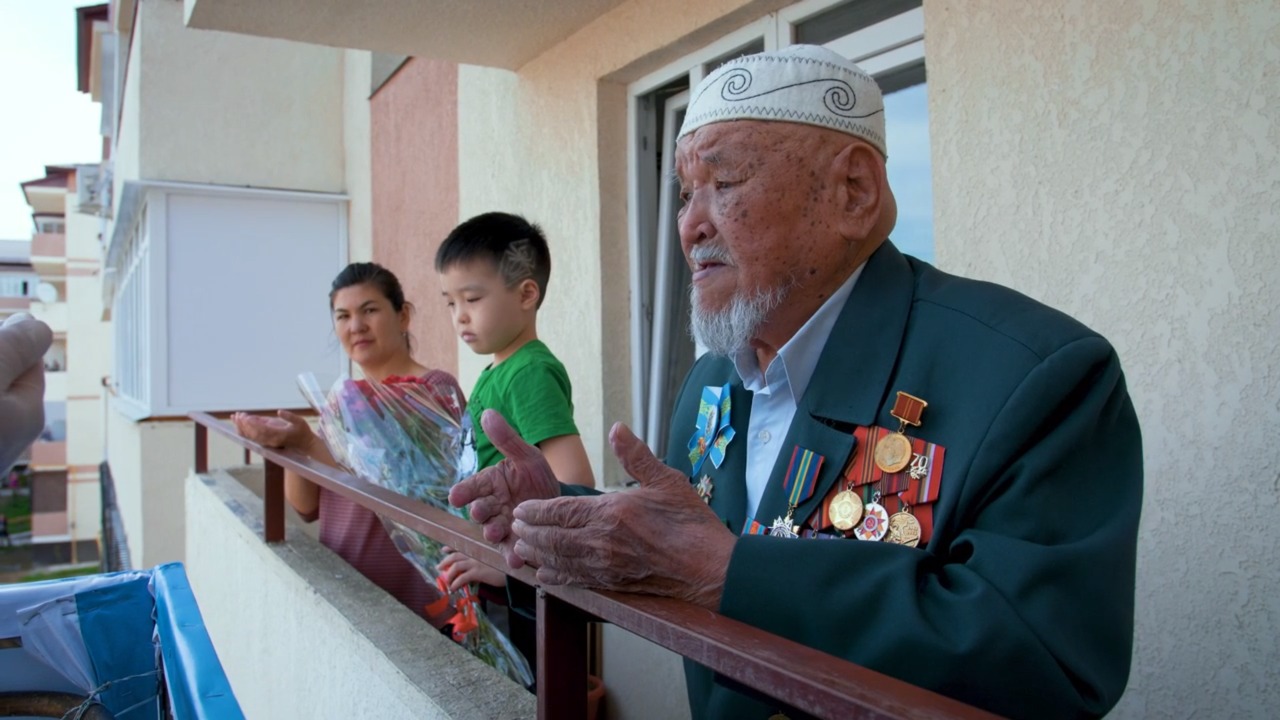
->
[689,282,790,356]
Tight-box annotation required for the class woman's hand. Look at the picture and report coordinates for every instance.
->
[231,410,314,450]
[438,547,507,592]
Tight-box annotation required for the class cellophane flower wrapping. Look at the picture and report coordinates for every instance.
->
[297,372,533,687]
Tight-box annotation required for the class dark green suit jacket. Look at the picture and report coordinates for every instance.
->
[659,242,1141,719]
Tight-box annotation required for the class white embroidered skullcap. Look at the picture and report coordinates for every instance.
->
[678,44,887,157]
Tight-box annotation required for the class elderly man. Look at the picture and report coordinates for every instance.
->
[0,313,52,473]
[452,45,1141,719]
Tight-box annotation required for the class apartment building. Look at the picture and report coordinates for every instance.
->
[71,1,1280,717]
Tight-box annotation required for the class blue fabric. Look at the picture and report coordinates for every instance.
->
[152,563,245,720]
[75,576,159,717]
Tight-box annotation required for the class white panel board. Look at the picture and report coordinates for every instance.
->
[165,192,346,412]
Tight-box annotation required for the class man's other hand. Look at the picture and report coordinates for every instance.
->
[449,409,561,568]
[510,422,735,610]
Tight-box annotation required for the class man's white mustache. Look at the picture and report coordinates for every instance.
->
[689,245,732,266]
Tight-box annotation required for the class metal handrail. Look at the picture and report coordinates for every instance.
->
[190,411,1000,720]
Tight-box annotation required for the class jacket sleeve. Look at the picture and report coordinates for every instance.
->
[718,336,1142,719]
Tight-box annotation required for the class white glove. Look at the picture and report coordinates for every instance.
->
[0,313,53,473]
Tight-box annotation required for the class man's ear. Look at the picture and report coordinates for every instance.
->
[519,279,541,309]
[830,141,888,242]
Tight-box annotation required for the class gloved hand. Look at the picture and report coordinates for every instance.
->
[0,313,53,473]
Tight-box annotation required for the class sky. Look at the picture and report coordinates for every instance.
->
[0,0,104,240]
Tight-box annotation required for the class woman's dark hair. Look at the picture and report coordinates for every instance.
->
[329,262,407,311]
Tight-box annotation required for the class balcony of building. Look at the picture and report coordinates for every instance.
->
[29,441,67,469]
[179,414,997,720]
[0,296,31,313]
[29,234,67,277]
[184,0,629,70]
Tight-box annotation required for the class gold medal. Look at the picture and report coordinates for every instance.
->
[876,391,928,473]
[874,432,912,473]
[886,511,922,547]
[829,490,864,531]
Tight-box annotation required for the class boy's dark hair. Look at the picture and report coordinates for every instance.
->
[329,262,408,312]
[435,212,552,309]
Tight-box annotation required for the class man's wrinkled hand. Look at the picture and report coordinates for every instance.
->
[510,422,735,610]
[449,410,561,568]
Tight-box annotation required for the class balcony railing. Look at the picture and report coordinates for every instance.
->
[191,412,1001,720]
[100,461,132,572]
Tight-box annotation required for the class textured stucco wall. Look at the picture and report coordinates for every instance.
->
[457,0,790,486]
[64,195,108,542]
[105,412,245,568]
[345,49,374,263]
[455,3,790,715]
[371,58,459,377]
[139,0,344,191]
[111,12,142,222]
[186,472,535,719]
[925,1,1280,717]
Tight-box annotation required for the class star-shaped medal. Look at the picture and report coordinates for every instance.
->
[695,475,714,504]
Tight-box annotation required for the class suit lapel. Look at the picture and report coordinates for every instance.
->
[757,242,917,529]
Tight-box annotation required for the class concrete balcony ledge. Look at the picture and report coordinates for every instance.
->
[30,232,66,259]
[183,0,627,70]
[186,469,534,719]
[30,440,67,468]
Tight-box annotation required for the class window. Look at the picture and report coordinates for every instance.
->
[106,182,348,419]
[36,218,67,235]
[628,0,931,456]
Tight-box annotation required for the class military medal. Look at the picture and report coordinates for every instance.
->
[770,446,824,539]
[769,517,799,539]
[854,495,889,542]
[886,492,922,547]
[875,391,927,473]
[687,384,736,475]
[695,475,713,504]
[829,489,863,532]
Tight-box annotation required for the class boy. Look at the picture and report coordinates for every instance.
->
[435,212,595,652]
[435,211,595,490]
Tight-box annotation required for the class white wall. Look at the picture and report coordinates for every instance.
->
[137,0,345,192]
[186,471,536,719]
[111,14,142,222]
[64,189,110,545]
[925,1,1280,717]
[107,410,245,568]
[160,189,347,413]
[344,49,374,263]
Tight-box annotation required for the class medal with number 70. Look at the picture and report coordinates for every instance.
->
[874,391,927,473]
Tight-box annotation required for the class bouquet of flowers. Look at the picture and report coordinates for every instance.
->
[297,371,532,687]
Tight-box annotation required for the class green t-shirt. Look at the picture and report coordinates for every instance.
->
[469,339,580,471]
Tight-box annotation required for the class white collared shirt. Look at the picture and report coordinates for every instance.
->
[734,265,864,521]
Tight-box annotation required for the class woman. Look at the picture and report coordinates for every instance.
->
[233,262,462,626]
